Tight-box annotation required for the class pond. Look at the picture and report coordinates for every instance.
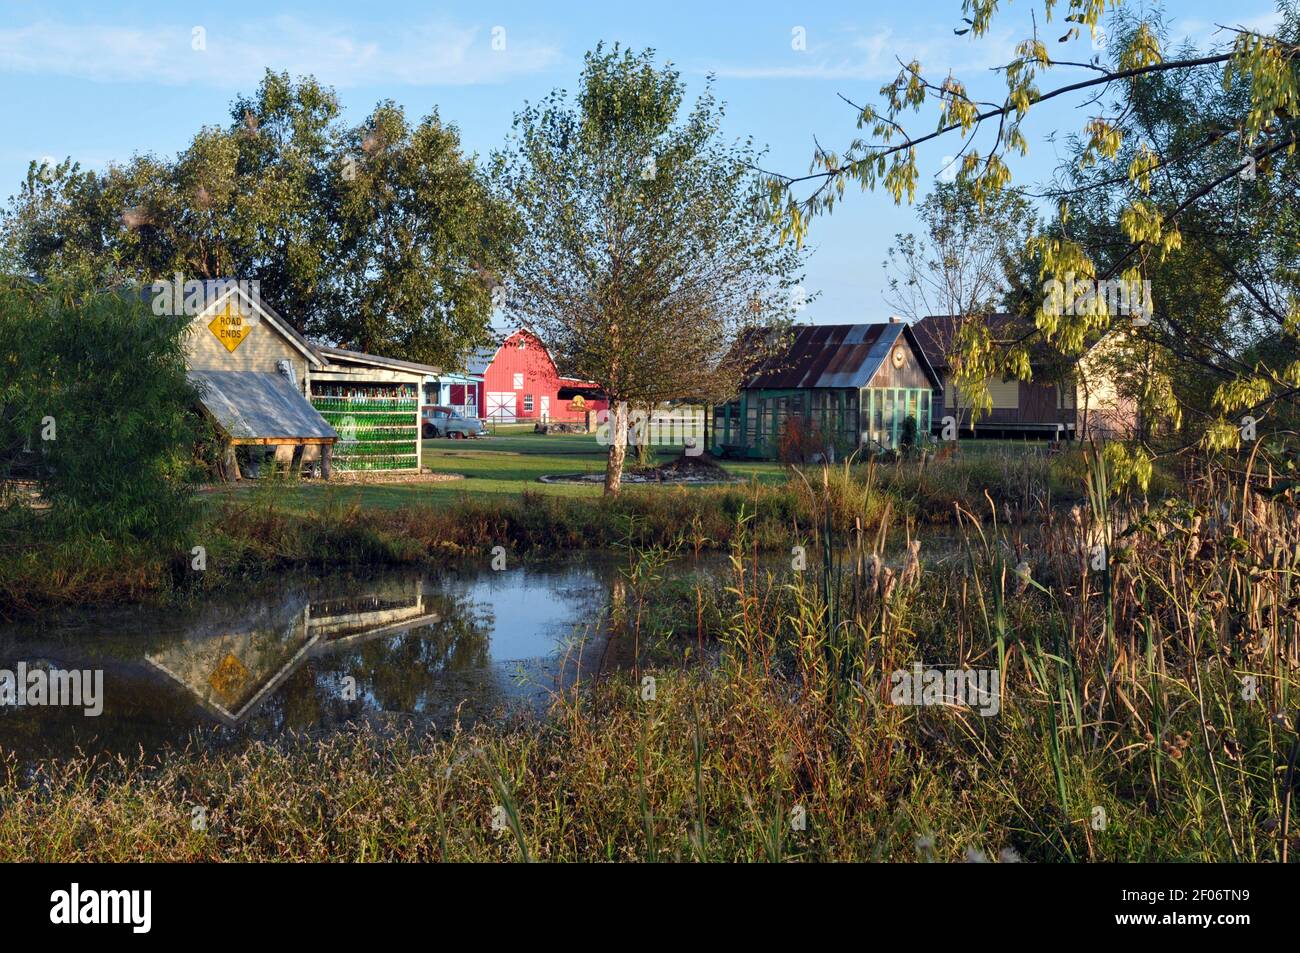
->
[0,557,646,767]
[0,534,970,767]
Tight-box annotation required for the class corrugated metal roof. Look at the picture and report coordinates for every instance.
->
[189,370,338,441]
[913,313,1061,371]
[318,345,442,377]
[746,323,904,389]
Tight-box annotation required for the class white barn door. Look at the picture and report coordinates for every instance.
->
[486,392,515,420]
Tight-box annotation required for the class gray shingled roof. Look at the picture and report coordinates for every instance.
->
[189,370,337,441]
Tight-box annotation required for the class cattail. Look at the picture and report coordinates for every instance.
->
[1252,497,1269,536]
[1013,560,1031,597]
[900,540,921,588]
[880,567,896,602]
[865,553,881,593]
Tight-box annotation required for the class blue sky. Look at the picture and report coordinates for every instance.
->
[0,0,1284,321]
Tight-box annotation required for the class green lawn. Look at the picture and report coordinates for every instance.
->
[204,431,1057,513]
[207,431,788,511]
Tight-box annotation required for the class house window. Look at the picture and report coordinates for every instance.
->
[512,372,524,390]
[523,395,535,413]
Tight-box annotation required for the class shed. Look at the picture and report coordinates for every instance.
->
[912,313,1138,439]
[178,280,338,478]
[712,320,942,458]
[310,347,437,473]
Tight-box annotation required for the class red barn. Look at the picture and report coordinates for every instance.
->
[473,329,606,423]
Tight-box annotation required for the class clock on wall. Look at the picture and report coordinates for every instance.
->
[892,347,906,368]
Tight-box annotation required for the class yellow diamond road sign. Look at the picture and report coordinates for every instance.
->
[208,301,253,353]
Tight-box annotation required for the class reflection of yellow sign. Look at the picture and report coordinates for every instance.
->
[208,652,250,703]
[208,301,252,353]
[571,394,586,409]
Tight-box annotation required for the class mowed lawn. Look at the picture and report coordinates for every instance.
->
[205,424,788,512]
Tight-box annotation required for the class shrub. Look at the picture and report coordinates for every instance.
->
[0,278,200,547]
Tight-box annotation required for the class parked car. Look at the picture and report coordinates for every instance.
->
[422,406,488,439]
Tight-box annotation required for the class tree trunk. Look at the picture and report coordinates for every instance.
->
[605,400,629,495]
[634,402,653,467]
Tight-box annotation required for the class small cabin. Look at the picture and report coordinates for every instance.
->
[177,279,337,479]
[912,314,1139,440]
[712,321,942,459]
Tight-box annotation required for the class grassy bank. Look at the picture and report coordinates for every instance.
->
[0,453,1293,861]
[0,442,1094,618]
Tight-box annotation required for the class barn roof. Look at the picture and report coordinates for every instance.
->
[745,322,940,390]
[189,369,338,442]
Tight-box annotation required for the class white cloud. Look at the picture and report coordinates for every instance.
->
[703,25,1017,82]
[0,16,561,88]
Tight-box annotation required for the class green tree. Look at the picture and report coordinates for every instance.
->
[2,72,508,370]
[325,102,510,367]
[0,278,200,548]
[886,181,1036,323]
[494,45,806,493]
[771,1,1300,460]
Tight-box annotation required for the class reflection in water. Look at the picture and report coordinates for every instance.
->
[144,576,462,725]
[0,560,621,765]
[0,538,955,766]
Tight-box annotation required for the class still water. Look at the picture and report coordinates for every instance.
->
[0,557,644,765]
[0,535,965,766]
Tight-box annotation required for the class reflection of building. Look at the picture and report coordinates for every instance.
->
[145,578,439,725]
